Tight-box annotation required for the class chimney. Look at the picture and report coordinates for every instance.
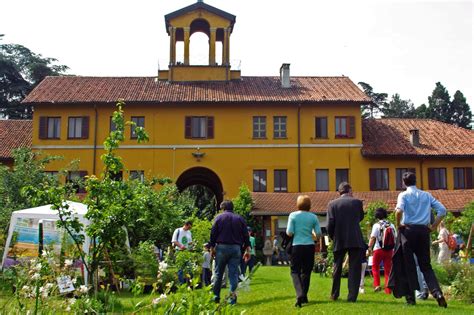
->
[409,129,420,147]
[280,63,291,88]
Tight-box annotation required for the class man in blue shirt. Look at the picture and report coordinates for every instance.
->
[210,200,250,305]
[395,172,447,308]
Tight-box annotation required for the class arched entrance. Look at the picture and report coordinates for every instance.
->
[176,167,224,217]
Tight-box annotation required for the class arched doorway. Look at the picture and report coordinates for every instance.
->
[176,167,224,219]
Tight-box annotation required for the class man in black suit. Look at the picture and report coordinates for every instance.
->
[328,182,365,302]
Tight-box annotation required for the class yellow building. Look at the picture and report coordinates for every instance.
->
[22,1,473,234]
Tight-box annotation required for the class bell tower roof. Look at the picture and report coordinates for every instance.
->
[164,1,236,34]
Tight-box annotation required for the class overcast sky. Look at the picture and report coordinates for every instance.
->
[1,0,472,110]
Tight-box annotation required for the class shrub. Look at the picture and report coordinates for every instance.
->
[449,263,474,303]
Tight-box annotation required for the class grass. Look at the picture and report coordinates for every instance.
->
[230,266,473,315]
[1,266,472,314]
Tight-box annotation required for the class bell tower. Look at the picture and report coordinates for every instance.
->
[158,1,240,82]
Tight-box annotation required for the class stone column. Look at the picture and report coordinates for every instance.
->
[209,27,217,66]
[184,27,190,65]
[169,26,176,66]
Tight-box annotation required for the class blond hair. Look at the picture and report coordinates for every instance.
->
[297,195,311,211]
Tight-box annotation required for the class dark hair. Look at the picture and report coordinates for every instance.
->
[184,220,193,226]
[402,172,416,186]
[220,200,234,211]
[375,207,388,220]
[338,182,352,195]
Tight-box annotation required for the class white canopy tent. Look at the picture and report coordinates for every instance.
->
[1,201,91,284]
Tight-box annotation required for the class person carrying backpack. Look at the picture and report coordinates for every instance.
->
[368,207,396,294]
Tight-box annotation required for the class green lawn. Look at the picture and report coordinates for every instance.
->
[1,266,472,314]
[230,266,472,314]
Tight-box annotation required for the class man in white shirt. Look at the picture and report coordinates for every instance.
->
[172,221,193,250]
[171,221,193,283]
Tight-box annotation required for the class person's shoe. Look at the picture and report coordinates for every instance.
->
[330,294,338,301]
[405,295,416,306]
[295,299,302,308]
[238,274,246,282]
[374,286,382,292]
[359,287,365,294]
[301,296,308,304]
[213,296,220,304]
[433,292,447,308]
[228,293,237,305]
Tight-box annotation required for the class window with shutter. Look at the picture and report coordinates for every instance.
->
[274,169,288,192]
[428,168,447,190]
[454,167,474,189]
[335,116,355,138]
[68,117,89,139]
[369,168,389,191]
[40,117,61,139]
[315,117,328,139]
[253,170,267,192]
[185,116,214,139]
[315,169,329,191]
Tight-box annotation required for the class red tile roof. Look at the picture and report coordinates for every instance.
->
[22,76,371,105]
[251,190,474,215]
[0,120,32,159]
[362,118,474,157]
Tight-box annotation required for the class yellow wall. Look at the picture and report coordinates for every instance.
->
[32,102,473,198]
[169,9,231,29]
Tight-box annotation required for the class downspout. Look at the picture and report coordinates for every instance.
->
[297,103,301,192]
[92,105,98,175]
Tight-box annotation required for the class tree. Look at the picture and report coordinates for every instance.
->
[427,82,451,123]
[0,148,72,248]
[358,82,388,119]
[0,36,68,119]
[450,90,472,129]
[415,103,429,118]
[381,93,416,118]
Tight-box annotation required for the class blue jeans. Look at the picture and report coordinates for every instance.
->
[212,244,241,300]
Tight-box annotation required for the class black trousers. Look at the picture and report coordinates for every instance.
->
[290,245,315,300]
[332,248,363,302]
[403,225,442,299]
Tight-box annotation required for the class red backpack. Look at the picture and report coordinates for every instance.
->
[446,233,457,251]
[378,220,395,250]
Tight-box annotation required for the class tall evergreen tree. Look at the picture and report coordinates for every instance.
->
[427,82,451,123]
[381,93,416,118]
[0,35,68,119]
[450,90,472,129]
[358,82,388,119]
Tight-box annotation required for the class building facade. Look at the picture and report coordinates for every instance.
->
[21,2,473,236]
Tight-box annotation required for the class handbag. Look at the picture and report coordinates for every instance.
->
[280,233,293,254]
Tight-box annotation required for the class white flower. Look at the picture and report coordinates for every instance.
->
[31,273,40,280]
[65,259,73,267]
[72,278,77,284]
[152,294,167,305]
[65,306,71,312]
[79,285,89,294]
[159,261,168,271]
[45,283,54,289]
[22,285,30,292]
[69,298,76,305]
[41,250,49,257]
[35,263,42,271]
